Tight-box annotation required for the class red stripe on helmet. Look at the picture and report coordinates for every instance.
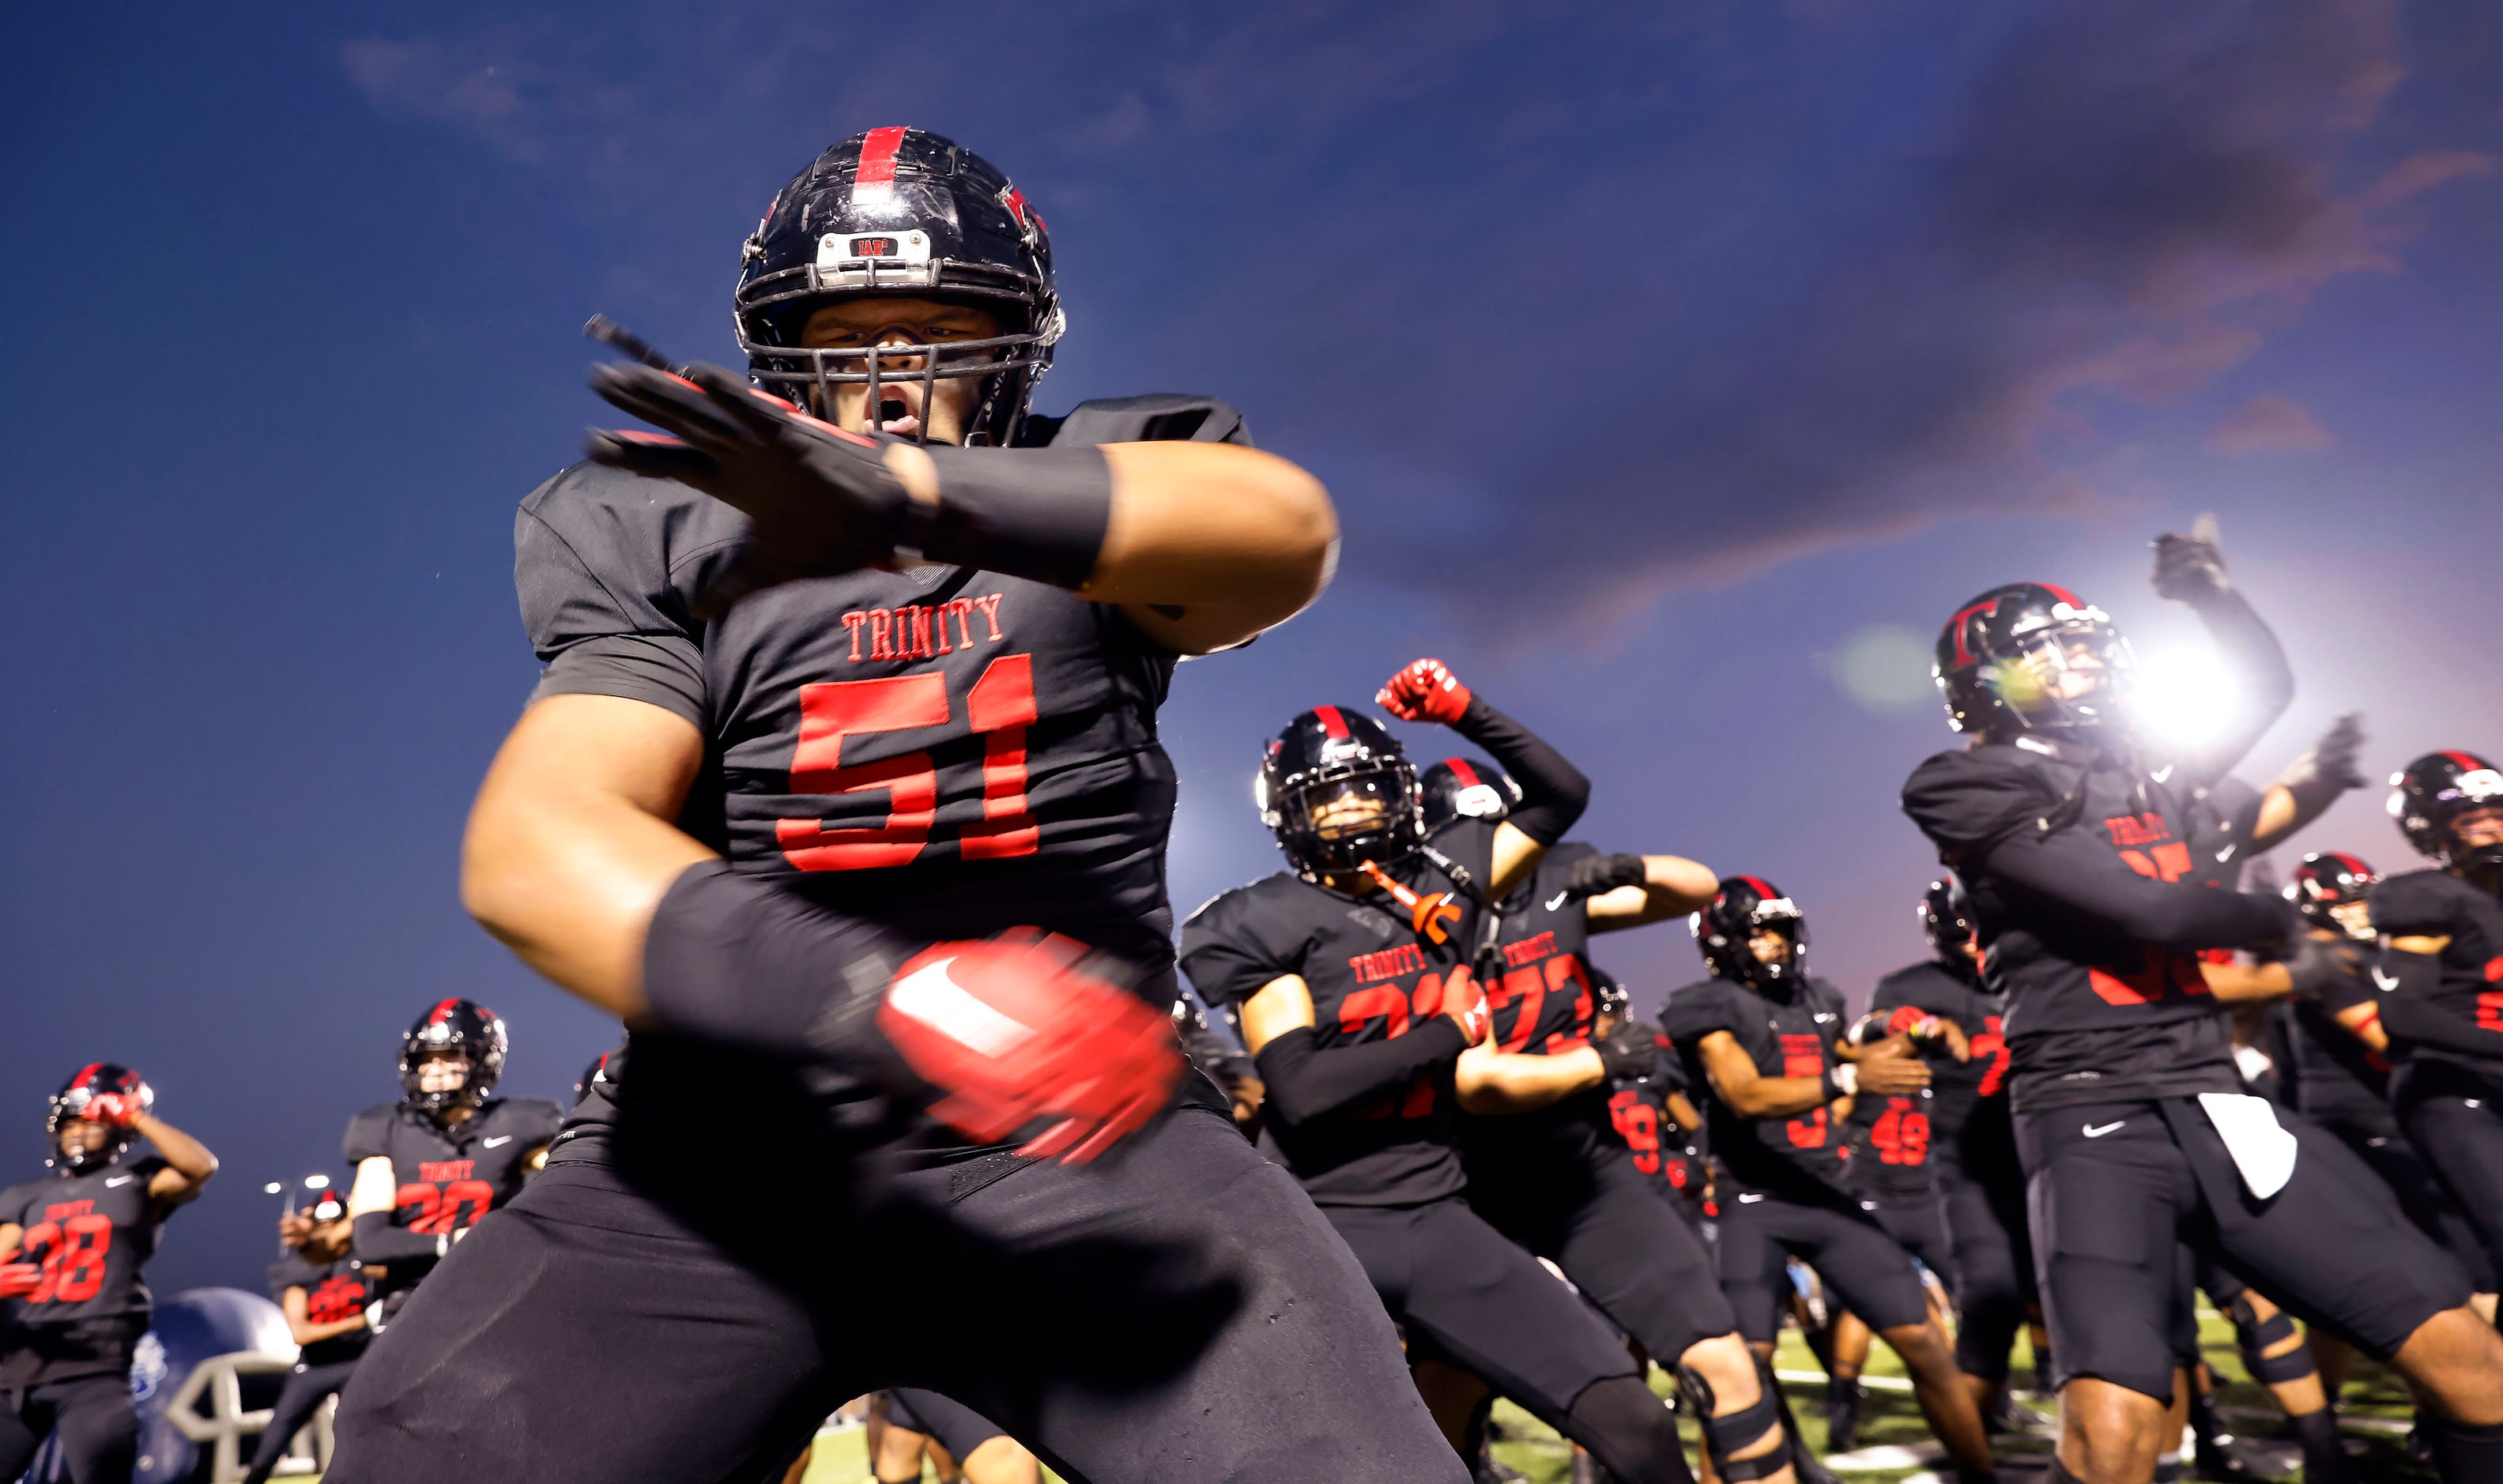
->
[1314,706,1351,739]
[2328,851,2373,879]
[68,1062,104,1090]
[1445,759,1481,787]
[2442,751,2491,772]
[1738,875,1781,900]
[428,998,461,1026]
[1943,597,2000,668]
[852,126,908,203]
[2039,582,2085,608]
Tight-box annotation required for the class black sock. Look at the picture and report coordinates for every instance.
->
[1560,1376,1694,1484]
[2188,1387,2229,1448]
[2426,1416,2503,1483]
[2286,1408,2353,1483]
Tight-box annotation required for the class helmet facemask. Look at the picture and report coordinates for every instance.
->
[1268,763,1423,877]
[738,293,1058,447]
[1977,619,2136,739]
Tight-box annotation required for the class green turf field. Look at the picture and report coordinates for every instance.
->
[794,1309,2432,1482]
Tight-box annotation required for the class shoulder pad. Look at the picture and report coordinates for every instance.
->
[2368,868,2471,936]
[1902,747,2062,861]
[343,1104,401,1163]
[1030,394,1250,449]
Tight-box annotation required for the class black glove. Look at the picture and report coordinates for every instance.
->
[1566,853,1648,898]
[1594,1019,1660,1082]
[2282,936,2363,1000]
[2275,712,2369,797]
[2151,514,2230,605]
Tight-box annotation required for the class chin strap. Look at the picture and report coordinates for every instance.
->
[1358,861,1463,945]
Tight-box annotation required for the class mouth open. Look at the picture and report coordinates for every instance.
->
[872,382,922,437]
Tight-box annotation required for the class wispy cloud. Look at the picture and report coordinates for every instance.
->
[2208,394,2334,454]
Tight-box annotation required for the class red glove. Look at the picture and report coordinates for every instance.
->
[876,932,1184,1165]
[1412,966,1489,1046]
[0,1261,41,1299]
[1377,658,1472,725]
[85,1090,143,1128]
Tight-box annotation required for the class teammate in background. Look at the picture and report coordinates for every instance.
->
[1420,757,1794,1483]
[330,126,1460,1484]
[868,1389,1042,1484]
[341,999,563,1320]
[242,1188,376,1484]
[2374,754,2503,1301]
[1184,670,1714,1484]
[1660,879,1998,1483]
[1591,972,1710,1230]
[0,1065,217,1484]
[1902,581,2503,1483]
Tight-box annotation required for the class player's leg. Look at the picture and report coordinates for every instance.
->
[1795,1204,1992,1480]
[1718,1199,1830,1482]
[1939,1171,2030,1418]
[1821,1305,1869,1453]
[908,1104,1468,1484]
[2019,1106,2199,1484]
[43,1375,139,1484]
[326,1158,844,1484]
[886,1390,1035,1484]
[240,1361,360,1484]
[873,1392,944,1483]
[0,1395,47,1484]
[2403,1087,2503,1291]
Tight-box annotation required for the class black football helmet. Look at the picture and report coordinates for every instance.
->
[1258,707,1423,878]
[1419,755,1521,834]
[1933,582,2136,738]
[2286,851,2377,940]
[1693,876,1808,987]
[573,1051,610,1106]
[734,126,1061,446]
[1918,876,1980,967]
[47,1063,151,1173]
[2390,751,2503,871]
[399,999,507,1115]
[1590,965,1631,1026]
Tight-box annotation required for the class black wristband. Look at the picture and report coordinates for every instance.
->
[914,445,1114,590]
[640,861,911,1062]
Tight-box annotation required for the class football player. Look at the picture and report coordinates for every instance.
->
[1589,971,1710,1230]
[868,1389,1042,1484]
[2374,754,2503,1308]
[0,1064,217,1484]
[242,1188,376,1484]
[1902,583,2503,1483]
[341,999,564,1316]
[1413,759,1795,1482]
[328,127,1457,1484]
[1660,879,1999,1483]
[1182,672,1710,1484]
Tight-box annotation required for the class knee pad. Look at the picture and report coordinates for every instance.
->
[1689,1380,1786,1482]
[2228,1298,2315,1386]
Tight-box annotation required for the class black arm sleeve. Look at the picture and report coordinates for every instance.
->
[2176,589,2294,793]
[352,1211,445,1264]
[1449,695,1589,846]
[639,862,912,1063]
[1252,1020,1469,1128]
[1973,822,2294,951]
[2373,950,2503,1060]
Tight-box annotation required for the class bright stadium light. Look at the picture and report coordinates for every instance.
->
[2131,645,2241,754]
[262,1182,282,1196]
[303,1174,330,1189]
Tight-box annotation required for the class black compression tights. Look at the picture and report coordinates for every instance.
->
[1562,1375,1695,1484]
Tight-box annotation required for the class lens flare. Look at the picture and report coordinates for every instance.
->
[2130,646,2241,752]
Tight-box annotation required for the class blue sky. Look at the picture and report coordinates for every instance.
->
[5,1,2499,1291]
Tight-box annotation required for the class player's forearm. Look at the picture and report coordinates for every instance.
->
[1251,1022,1468,1128]
[351,1211,447,1264]
[1720,1075,1828,1120]
[290,1314,370,1347]
[130,1114,217,1184]
[462,696,714,1019]
[1082,443,1336,612]
[1449,695,1588,846]
[2374,951,2503,1058]
[1981,827,2287,951]
[1453,1045,1604,1114]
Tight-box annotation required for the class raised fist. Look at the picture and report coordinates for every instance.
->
[877,932,1183,1165]
[85,1090,144,1128]
[2151,514,2230,604]
[1425,966,1490,1046]
[1566,853,1648,898]
[1377,658,1472,725]
[1593,1019,1660,1081]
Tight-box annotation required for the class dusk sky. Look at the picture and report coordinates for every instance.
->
[6,1,2500,1294]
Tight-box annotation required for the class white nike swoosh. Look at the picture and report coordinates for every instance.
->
[1736,1193,1766,1203]
[2373,968,2400,992]
[105,1175,135,1187]
[1545,891,1571,912]
[481,1136,512,1148]
[2083,1121,2126,1138]
[887,955,1031,1057]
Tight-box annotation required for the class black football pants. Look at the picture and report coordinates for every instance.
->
[0,1374,138,1484]
[241,1358,360,1484]
[883,1388,1008,1466]
[1466,1141,1740,1366]
[2019,1097,2471,1401]
[1854,1185,1953,1282]
[2399,1079,2503,1293]
[1936,1164,2034,1384]
[1713,1191,1932,1344]
[326,1104,1464,1484]
[2317,1113,2497,1292]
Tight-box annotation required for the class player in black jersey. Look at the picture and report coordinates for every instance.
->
[2375,752,2503,1306]
[1903,582,2503,1483]
[241,1188,376,1484]
[330,127,1453,1484]
[1185,673,1721,1484]
[1412,758,1788,1480]
[0,1064,217,1484]
[340,999,564,1315]
[1591,972,1710,1228]
[1662,878,1998,1483]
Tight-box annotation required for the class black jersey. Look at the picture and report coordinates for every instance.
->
[1902,741,2254,1112]
[1462,842,1608,1162]
[266,1252,373,1366]
[2285,965,2396,1132]
[345,1098,563,1283]
[1179,819,1500,1207]
[1860,960,2015,1181]
[526,401,1242,1158]
[1660,975,1850,1200]
[0,1156,171,1384]
[2369,868,2503,1084]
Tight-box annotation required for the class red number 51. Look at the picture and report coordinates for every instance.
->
[777,655,1040,872]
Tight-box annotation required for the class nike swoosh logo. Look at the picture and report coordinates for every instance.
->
[2083,1121,2126,1138]
[2373,968,2400,992]
[887,955,1031,1057]
[1545,891,1571,912]
[1736,1193,1766,1203]
[105,1175,135,1187]
[481,1136,512,1148]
